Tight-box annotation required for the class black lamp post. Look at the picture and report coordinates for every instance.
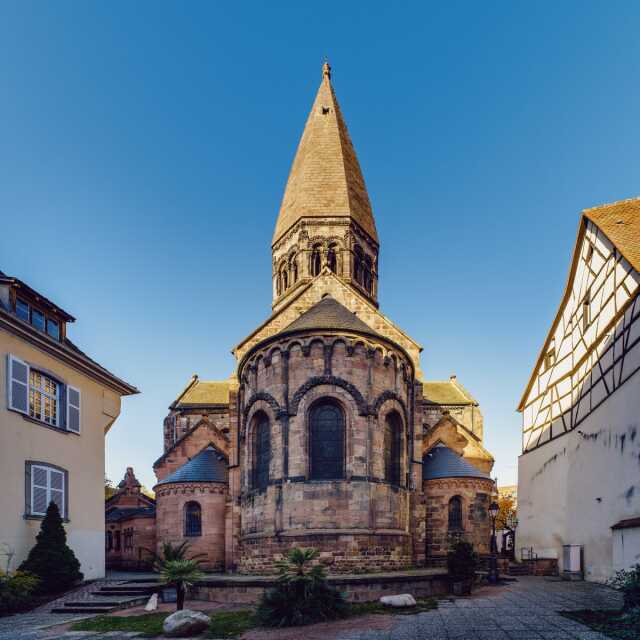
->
[488,500,500,584]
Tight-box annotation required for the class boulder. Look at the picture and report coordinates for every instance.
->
[144,593,158,611]
[163,609,210,637]
[380,593,417,607]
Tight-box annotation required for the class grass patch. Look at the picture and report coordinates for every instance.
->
[560,609,640,639]
[348,597,438,616]
[70,598,438,639]
[71,612,168,637]
[208,610,256,638]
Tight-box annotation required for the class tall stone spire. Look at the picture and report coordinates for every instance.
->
[272,62,378,246]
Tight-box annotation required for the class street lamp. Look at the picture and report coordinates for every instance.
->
[488,500,500,584]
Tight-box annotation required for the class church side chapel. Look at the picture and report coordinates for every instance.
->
[111,63,496,573]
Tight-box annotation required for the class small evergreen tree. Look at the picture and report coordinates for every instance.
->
[19,502,83,594]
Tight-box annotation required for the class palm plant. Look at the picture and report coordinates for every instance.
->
[159,559,204,611]
[256,547,347,627]
[144,541,206,573]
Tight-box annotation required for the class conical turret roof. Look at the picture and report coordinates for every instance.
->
[273,63,377,245]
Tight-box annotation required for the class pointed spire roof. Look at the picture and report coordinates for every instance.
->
[273,63,377,245]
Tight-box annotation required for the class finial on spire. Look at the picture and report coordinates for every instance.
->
[322,59,331,80]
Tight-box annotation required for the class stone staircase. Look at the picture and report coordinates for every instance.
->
[51,579,159,614]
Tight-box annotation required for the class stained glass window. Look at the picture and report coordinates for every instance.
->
[184,501,202,537]
[448,496,463,530]
[384,412,402,484]
[253,414,270,490]
[310,401,344,480]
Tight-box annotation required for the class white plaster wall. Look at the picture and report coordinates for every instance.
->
[613,527,640,572]
[518,368,640,582]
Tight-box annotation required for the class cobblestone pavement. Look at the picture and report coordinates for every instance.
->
[337,576,624,640]
[0,576,624,639]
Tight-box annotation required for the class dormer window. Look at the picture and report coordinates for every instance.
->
[13,297,63,341]
[16,298,29,322]
[47,318,60,340]
[31,308,45,332]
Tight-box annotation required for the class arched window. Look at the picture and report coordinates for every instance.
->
[106,530,113,551]
[384,412,402,485]
[184,501,202,537]
[311,244,322,276]
[327,244,338,273]
[353,245,363,284]
[448,496,463,531]
[282,267,288,291]
[363,255,373,293]
[310,400,345,480]
[253,413,270,490]
[291,256,298,283]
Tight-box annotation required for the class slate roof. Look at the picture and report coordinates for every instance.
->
[422,381,475,405]
[422,445,490,480]
[106,507,156,522]
[273,63,378,245]
[156,446,228,486]
[279,296,381,338]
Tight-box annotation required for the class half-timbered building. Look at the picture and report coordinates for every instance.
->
[518,198,640,581]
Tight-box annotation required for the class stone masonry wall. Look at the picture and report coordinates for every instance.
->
[155,482,227,571]
[424,477,494,559]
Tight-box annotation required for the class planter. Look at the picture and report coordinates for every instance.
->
[450,577,473,596]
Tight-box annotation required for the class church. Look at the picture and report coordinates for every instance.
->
[106,63,495,573]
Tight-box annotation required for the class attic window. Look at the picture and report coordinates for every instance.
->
[321,106,330,115]
[544,348,556,371]
[586,243,594,262]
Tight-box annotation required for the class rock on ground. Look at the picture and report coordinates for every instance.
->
[162,609,210,637]
[379,594,416,607]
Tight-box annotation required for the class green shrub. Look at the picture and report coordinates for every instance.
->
[255,548,348,627]
[610,564,640,611]
[19,502,82,594]
[0,571,40,615]
[446,540,478,581]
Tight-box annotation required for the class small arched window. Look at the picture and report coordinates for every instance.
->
[253,413,270,490]
[185,501,202,537]
[448,496,463,531]
[282,268,288,291]
[384,411,402,485]
[327,244,338,273]
[353,245,363,284]
[310,400,345,480]
[311,244,322,276]
[364,255,373,293]
[291,256,298,283]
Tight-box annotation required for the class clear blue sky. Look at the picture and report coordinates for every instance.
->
[2,1,640,491]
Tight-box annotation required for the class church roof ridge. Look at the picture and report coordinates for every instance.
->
[272,63,377,246]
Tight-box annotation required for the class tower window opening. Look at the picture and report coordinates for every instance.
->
[353,245,364,284]
[327,244,337,273]
[364,255,373,293]
[311,244,322,277]
[291,256,298,283]
[448,496,463,531]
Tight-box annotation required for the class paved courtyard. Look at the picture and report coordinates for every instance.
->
[0,576,625,639]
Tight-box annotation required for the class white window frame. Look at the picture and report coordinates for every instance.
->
[29,369,60,427]
[30,464,66,518]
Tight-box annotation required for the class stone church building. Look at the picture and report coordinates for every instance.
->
[108,63,495,573]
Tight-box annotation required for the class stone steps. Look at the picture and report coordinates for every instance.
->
[51,581,155,614]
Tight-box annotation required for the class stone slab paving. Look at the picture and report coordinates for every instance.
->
[0,575,625,640]
[336,576,623,640]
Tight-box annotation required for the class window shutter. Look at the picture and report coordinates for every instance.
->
[31,465,49,516]
[49,469,65,518]
[66,386,81,433]
[7,354,29,414]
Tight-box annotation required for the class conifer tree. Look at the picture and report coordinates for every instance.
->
[19,502,83,593]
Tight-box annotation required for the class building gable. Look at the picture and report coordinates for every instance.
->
[519,209,640,451]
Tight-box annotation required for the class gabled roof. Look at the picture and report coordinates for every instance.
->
[423,378,476,405]
[422,444,490,481]
[518,197,640,411]
[273,63,377,246]
[105,506,156,522]
[156,446,228,486]
[279,296,381,338]
[170,375,230,409]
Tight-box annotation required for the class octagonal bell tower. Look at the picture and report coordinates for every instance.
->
[271,63,379,312]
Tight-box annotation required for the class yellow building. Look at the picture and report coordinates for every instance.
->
[0,270,137,579]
